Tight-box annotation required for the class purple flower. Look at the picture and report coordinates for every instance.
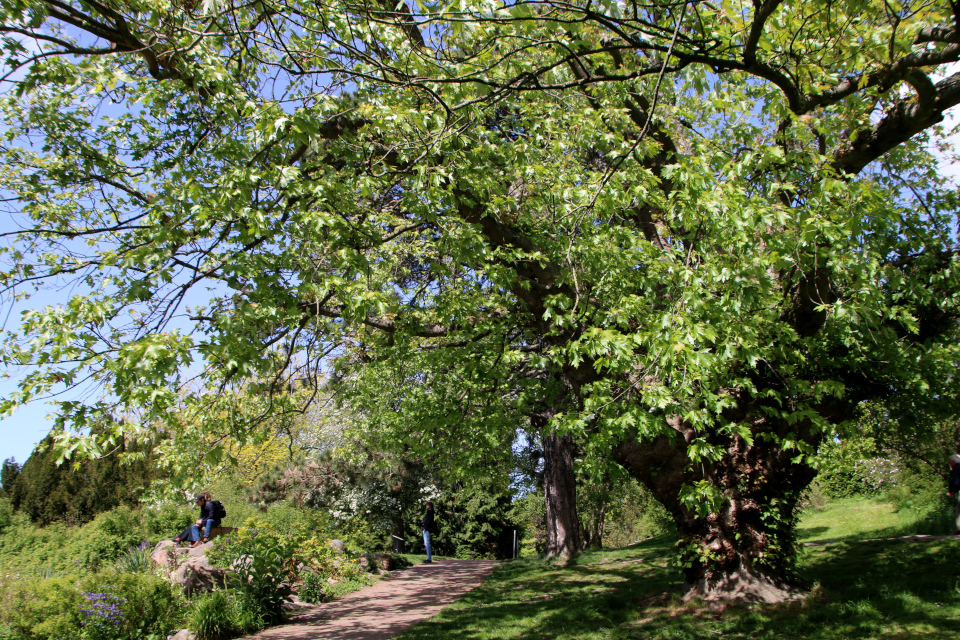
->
[79,590,125,630]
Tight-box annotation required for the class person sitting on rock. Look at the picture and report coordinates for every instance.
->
[173,492,221,547]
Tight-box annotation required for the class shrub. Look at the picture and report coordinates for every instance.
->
[0,513,75,576]
[814,436,902,498]
[64,507,149,573]
[297,571,326,604]
[77,589,126,640]
[0,498,14,534]
[0,504,192,577]
[211,519,295,624]
[83,570,186,639]
[798,479,829,513]
[0,575,83,640]
[209,515,371,620]
[113,542,153,574]
[188,591,263,640]
[188,591,233,640]
[0,569,186,640]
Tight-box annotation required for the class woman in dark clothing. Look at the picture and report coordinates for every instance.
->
[421,502,436,563]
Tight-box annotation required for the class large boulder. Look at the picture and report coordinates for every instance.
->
[170,554,229,596]
[166,630,196,640]
[328,539,346,554]
[151,540,179,570]
[359,553,394,572]
[186,541,216,558]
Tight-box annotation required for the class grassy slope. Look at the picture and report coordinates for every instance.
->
[396,499,960,640]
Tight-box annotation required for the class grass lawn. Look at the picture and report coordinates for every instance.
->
[396,499,960,640]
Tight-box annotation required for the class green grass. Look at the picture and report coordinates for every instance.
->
[797,497,939,544]
[400,553,453,564]
[396,498,960,640]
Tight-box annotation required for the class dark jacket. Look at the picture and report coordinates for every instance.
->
[949,465,960,494]
[199,499,217,526]
[421,508,436,533]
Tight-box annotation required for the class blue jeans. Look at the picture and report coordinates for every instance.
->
[423,529,432,561]
[190,519,220,542]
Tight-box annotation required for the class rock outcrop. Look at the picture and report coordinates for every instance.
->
[152,540,229,595]
[170,553,229,596]
[359,552,395,572]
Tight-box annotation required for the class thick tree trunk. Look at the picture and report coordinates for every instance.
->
[542,429,582,561]
[581,500,606,549]
[613,415,818,602]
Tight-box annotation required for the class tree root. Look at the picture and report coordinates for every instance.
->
[682,565,806,605]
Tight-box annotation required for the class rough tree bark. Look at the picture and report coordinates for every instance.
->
[540,423,582,561]
[612,407,831,602]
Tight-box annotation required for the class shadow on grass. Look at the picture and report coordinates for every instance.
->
[796,525,829,540]
[627,539,960,640]
[396,535,681,640]
[396,535,960,640]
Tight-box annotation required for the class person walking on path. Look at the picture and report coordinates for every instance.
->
[947,454,960,535]
[421,501,437,563]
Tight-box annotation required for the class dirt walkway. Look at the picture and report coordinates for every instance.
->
[240,559,497,640]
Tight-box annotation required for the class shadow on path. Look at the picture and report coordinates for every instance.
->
[240,559,497,640]
[803,533,959,547]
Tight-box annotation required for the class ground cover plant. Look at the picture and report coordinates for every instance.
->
[395,497,960,640]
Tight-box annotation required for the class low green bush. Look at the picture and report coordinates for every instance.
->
[113,542,153,574]
[209,515,369,618]
[140,502,195,541]
[0,499,14,534]
[189,591,233,640]
[814,436,902,498]
[0,575,83,640]
[0,569,185,640]
[297,571,326,605]
[68,508,148,572]
[91,570,186,638]
[209,519,295,624]
[0,512,75,576]
[188,590,264,640]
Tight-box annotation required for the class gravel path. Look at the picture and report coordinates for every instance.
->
[239,559,497,640]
